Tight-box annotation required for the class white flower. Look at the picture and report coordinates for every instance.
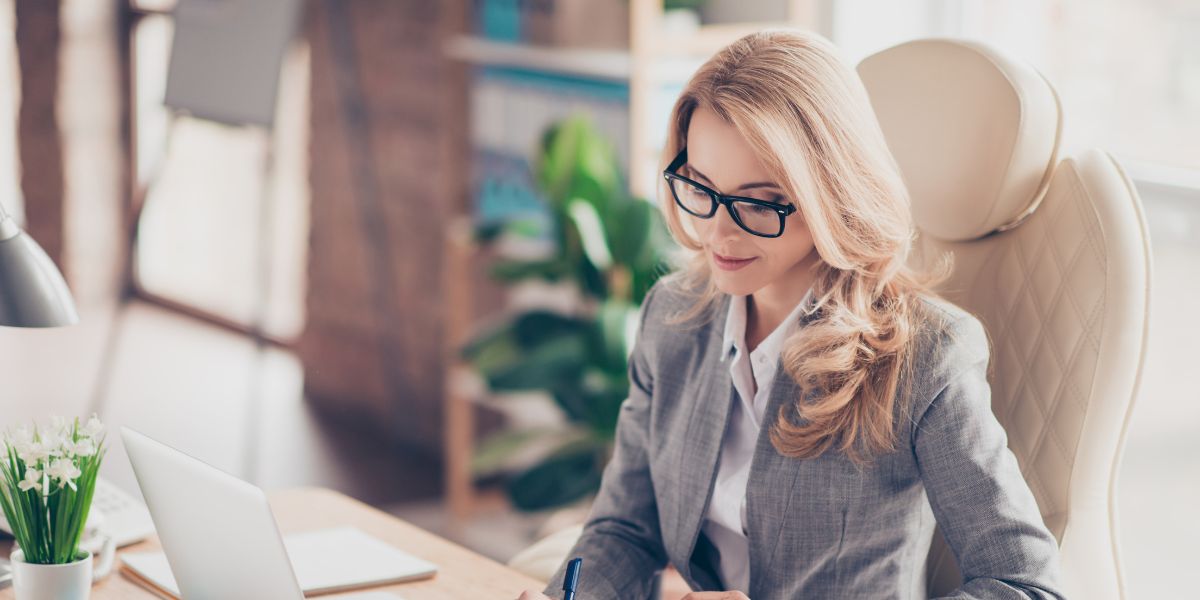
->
[80,415,104,439]
[17,467,41,493]
[7,426,33,449]
[66,439,96,458]
[39,428,65,453]
[49,416,68,434]
[45,458,81,491]
[16,440,53,467]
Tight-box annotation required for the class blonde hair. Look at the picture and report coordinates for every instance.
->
[660,29,948,465]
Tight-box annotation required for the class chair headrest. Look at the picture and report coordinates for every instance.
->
[857,38,1062,242]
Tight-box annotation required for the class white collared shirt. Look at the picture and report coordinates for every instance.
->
[702,287,815,593]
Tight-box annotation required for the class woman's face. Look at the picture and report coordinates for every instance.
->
[681,106,819,299]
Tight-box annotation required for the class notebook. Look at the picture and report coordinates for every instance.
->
[121,527,436,598]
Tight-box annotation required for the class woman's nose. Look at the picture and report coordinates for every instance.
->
[703,203,744,244]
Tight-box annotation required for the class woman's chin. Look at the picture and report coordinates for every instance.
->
[711,271,762,297]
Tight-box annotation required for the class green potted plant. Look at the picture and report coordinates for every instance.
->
[0,416,111,599]
[464,115,675,512]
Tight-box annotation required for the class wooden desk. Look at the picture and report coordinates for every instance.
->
[1,487,543,599]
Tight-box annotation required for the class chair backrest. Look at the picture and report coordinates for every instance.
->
[858,39,1152,599]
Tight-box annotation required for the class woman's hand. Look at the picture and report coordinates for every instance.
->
[515,590,553,600]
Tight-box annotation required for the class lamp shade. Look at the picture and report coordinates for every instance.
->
[0,207,78,328]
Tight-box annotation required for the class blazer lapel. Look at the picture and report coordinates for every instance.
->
[673,296,736,585]
[744,371,809,592]
[745,306,823,592]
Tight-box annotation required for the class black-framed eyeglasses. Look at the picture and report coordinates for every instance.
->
[663,149,797,238]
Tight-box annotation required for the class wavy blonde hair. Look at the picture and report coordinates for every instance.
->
[660,29,948,465]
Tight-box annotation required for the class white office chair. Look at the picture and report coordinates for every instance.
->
[858,39,1152,599]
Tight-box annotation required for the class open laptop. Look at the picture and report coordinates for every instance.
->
[121,427,434,599]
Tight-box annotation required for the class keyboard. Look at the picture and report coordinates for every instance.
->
[0,477,156,548]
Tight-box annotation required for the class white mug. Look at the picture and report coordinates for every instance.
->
[80,529,117,581]
[79,507,116,581]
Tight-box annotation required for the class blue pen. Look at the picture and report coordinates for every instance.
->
[562,557,582,600]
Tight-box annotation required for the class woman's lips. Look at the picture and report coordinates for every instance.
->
[712,251,757,271]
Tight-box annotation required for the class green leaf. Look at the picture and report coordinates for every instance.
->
[485,333,590,391]
[563,169,615,227]
[472,428,549,478]
[471,426,590,479]
[461,326,521,375]
[596,300,636,372]
[573,126,621,198]
[473,221,506,243]
[536,121,576,202]
[488,259,564,283]
[510,311,589,347]
[537,115,621,212]
[566,198,613,271]
[578,369,628,438]
[506,437,607,512]
[463,311,596,392]
[550,368,626,437]
[606,199,651,267]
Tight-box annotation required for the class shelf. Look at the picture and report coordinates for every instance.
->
[648,22,793,56]
[446,36,632,81]
[445,35,705,85]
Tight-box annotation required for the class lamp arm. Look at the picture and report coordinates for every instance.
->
[0,200,20,241]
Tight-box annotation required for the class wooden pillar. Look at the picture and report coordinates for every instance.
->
[115,0,137,300]
[301,0,463,463]
[15,0,65,272]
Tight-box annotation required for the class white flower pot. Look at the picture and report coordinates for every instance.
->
[9,547,105,600]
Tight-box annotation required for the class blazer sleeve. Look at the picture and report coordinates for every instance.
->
[541,285,668,600]
[913,315,1067,600]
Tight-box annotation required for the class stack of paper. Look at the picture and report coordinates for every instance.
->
[121,527,436,598]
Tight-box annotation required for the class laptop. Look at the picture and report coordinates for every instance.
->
[121,427,435,599]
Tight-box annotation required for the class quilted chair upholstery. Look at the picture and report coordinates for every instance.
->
[858,39,1152,599]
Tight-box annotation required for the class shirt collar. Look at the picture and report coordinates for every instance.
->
[721,286,817,362]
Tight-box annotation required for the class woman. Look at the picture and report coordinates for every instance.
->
[517,29,1063,600]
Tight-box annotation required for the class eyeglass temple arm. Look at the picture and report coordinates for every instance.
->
[667,148,688,173]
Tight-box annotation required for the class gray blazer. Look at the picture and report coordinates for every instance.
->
[544,277,1064,599]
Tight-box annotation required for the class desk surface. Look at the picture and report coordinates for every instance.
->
[1,487,543,599]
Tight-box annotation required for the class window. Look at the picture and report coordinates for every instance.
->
[130,11,309,340]
[833,0,1200,172]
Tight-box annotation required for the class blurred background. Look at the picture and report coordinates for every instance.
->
[0,0,1195,597]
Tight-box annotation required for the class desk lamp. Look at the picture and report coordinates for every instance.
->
[0,200,78,327]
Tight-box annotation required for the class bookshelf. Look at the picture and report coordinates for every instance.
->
[441,0,822,522]
[450,1,820,202]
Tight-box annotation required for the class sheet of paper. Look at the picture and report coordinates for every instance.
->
[285,527,436,593]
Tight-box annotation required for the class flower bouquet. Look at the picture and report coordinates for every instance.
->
[0,416,107,599]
